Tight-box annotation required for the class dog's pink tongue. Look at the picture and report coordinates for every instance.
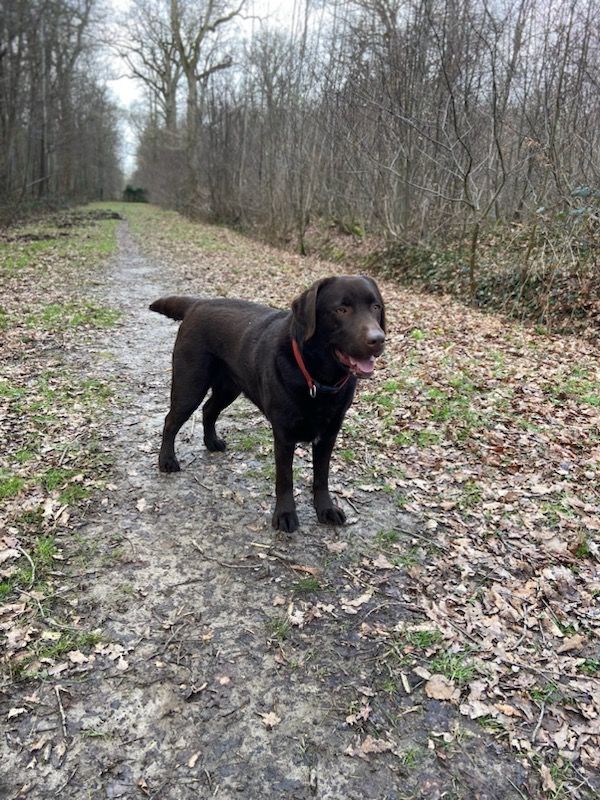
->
[352,356,375,375]
[336,350,377,377]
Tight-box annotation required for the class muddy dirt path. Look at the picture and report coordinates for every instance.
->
[3,220,537,799]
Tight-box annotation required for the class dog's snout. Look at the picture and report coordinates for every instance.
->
[367,327,385,346]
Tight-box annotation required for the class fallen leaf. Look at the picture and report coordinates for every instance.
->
[290,564,319,575]
[459,700,495,719]
[556,634,585,653]
[372,553,395,570]
[424,674,460,702]
[413,666,432,680]
[346,704,371,726]
[260,712,281,729]
[495,703,521,717]
[341,591,372,614]
[0,548,20,565]
[326,541,348,554]
[67,650,88,664]
[540,764,556,792]
[287,604,306,627]
[358,686,376,697]
[41,630,62,641]
[30,734,50,752]
[345,735,394,759]
[0,602,26,617]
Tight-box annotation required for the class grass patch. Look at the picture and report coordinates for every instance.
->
[0,237,57,273]
[430,651,476,685]
[546,367,600,407]
[34,630,102,662]
[374,529,401,548]
[0,535,58,602]
[34,536,57,568]
[292,576,321,595]
[392,546,421,568]
[0,472,26,500]
[266,616,291,643]
[574,534,591,559]
[529,681,566,705]
[235,427,271,451]
[417,429,443,447]
[39,468,91,505]
[459,480,484,509]
[578,659,599,676]
[60,483,92,505]
[41,467,76,492]
[404,628,443,650]
[117,202,228,254]
[27,301,120,331]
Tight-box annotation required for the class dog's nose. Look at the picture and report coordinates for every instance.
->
[367,328,385,346]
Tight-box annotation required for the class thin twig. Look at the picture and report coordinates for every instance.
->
[191,540,258,570]
[344,496,360,513]
[340,567,424,612]
[530,700,546,743]
[391,526,450,553]
[54,686,68,740]
[17,590,78,631]
[506,778,528,800]
[192,476,213,491]
[16,545,35,589]
[167,577,205,588]
[54,767,78,796]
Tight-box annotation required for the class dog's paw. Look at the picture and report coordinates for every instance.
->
[159,456,181,473]
[272,509,299,532]
[204,436,227,452]
[317,506,346,526]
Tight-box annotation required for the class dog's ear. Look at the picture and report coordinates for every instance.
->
[361,275,386,332]
[291,278,332,343]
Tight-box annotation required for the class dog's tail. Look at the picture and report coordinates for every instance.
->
[149,296,199,321]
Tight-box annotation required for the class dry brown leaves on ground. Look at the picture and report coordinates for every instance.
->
[128,206,599,787]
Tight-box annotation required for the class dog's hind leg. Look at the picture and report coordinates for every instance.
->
[202,371,241,452]
[159,352,212,472]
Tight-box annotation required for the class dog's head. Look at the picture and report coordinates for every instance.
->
[291,276,386,377]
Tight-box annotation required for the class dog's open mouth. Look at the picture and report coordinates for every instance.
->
[335,350,377,377]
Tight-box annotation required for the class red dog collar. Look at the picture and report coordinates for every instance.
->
[292,339,351,398]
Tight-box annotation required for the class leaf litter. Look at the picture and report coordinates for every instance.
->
[0,204,598,798]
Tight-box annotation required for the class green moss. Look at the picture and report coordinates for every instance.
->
[0,472,25,500]
[28,301,120,331]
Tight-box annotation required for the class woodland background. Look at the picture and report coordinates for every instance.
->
[1,0,599,326]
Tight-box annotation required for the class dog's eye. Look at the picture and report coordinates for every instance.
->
[372,303,381,312]
[336,306,350,315]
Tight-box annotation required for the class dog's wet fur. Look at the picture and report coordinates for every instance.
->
[150,275,386,532]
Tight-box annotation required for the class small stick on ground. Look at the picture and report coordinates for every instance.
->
[16,546,35,589]
[54,767,78,796]
[530,701,546,743]
[191,540,259,570]
[54,685,68,740]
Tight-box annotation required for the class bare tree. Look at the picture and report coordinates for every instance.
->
[0,0,121,216]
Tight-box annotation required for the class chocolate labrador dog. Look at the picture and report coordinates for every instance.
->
[150,275,385,532]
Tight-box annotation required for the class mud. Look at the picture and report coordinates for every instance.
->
[2,221,537,799]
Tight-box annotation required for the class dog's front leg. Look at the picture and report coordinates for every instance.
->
[272,435,299,532]
[312,435,346,525]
